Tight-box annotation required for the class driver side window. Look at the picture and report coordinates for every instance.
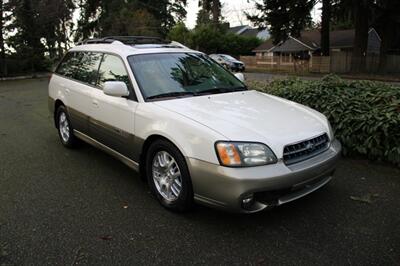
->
[97,54,131,91]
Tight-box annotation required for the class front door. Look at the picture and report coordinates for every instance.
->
[89,54,138,160]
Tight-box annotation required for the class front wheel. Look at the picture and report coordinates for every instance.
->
[146,139,194,212]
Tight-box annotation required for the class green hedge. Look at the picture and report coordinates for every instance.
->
[249,75,400,166]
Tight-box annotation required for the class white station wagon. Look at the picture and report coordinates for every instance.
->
[48,36,341,213]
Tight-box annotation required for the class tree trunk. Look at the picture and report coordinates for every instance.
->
[212,0,220,26]
[351,0,369,73]
[320,0,330,56]
[378,25,392,73]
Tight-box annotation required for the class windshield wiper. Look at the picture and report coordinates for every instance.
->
[146,91,195,100]
[196,86,247,95]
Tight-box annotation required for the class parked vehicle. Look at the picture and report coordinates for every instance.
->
[209,54,245,72]
[48,36,341,213]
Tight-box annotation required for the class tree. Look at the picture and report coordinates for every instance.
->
[76,0,187,40]
[247,0,315,44]
[7,0,47,72]
[197,0,221,26]
[74,0,101,41]
[320,0,331,56]
[5,0,75,74]
[331,0,354,30]
[371,0,400,71]
[168,24,262,56]
[167,22,191,45]
[38,0,75,59]
[350,0,370,73]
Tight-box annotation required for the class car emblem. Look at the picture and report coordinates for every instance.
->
[306,142,315,150]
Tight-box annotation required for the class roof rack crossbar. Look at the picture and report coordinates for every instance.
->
[77,36,170,45]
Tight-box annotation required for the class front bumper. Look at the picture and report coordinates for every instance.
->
[188,139,341,213]
[230,65,245,72]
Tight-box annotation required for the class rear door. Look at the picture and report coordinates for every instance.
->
[89,53,138,159]
[54,51,102,134]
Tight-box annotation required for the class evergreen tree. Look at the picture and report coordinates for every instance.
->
[7,0,47,71]
[372,0,400,70]
[75,0,187,40]
[350,0,371,72]
[331,0,354,30]
[6,0,75,73]
[246,0,315,44]
[320,0,331,56]
[196,0,221,27]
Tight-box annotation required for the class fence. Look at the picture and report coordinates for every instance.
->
[241,52,400,74]
[241,55,310,73]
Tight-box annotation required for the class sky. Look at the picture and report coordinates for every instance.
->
[184,0,322,29]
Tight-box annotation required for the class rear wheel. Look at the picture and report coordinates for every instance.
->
[146,139,194,212]
[56,105,79,148]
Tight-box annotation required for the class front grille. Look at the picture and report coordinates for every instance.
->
[283,133,330,165]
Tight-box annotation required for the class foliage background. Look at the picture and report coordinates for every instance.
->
[168,23,262,56]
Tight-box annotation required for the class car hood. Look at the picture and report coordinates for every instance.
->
[154,90,330,157]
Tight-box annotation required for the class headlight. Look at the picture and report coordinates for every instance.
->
[215,141,277,167]
[327,119,334,139]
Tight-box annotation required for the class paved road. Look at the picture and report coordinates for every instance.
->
[0,78,399,265]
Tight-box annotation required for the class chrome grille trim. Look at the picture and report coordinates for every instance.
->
[283,133,330,165]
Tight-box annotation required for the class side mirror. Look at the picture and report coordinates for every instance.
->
[103,81,130,97]
[234,73,245,83]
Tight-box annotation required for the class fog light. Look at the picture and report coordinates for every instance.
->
[242,194,255,210]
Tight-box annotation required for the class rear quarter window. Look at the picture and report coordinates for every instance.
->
[55,52,83,79]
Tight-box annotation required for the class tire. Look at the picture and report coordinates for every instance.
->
[56,105,79,148]
[146,139,194,212]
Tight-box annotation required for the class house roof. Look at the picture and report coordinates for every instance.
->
[253,29,378,53]
[228,25,248,34]
[272,37,315,52]
[228,25,270,40]
[240,28,259,38]
[298,29,357,48]
[252,38,275,52]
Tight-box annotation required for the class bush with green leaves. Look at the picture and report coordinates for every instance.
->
[249,75,400,166]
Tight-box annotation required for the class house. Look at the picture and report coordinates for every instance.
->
[252,39,275,57]
[228,25,270,40]
[253,28,381,58]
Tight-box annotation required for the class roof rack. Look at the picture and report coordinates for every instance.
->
[77,36,171,45]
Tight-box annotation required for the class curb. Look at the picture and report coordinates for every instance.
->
[0,73,51,81]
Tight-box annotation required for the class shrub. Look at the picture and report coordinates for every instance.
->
[167,24,262,56]
[248,75,400,166]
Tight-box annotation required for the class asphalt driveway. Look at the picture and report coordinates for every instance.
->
[0,78,399,265]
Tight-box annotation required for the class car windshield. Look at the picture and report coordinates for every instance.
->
[128,53,245,100]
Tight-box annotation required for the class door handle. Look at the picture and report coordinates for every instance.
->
[65,88,70,94]
[92,99,99,108]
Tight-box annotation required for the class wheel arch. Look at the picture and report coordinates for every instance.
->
[139,134,188,178]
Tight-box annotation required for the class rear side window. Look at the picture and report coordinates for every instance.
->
[56,52,82,78]
[74,52,103,85]
[97,54,131,90]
